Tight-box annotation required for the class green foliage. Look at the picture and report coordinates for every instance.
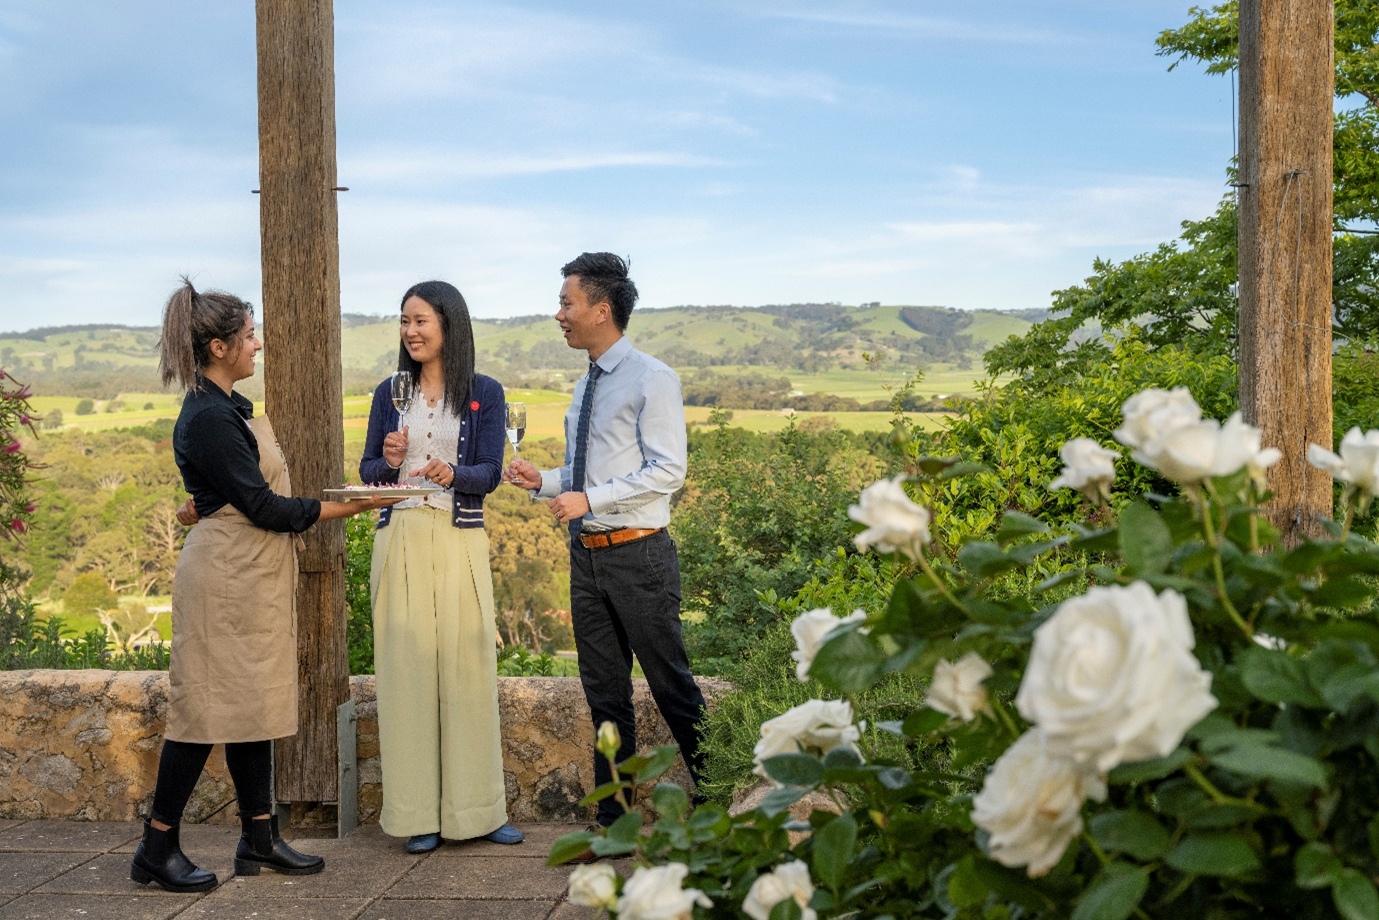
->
[1157,0,1379,225]
[569,432,1379,918]
[495,644,563,677]
[674,415,887,676]
[695,555,932,808]
[2,562,167,670]
[61,571,117,618]
[344,513,376,675]
[74,399,94,416]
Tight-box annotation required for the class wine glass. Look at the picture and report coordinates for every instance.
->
[390,371,414,431]
[506,402,527,456]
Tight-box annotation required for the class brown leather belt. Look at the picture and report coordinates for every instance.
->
[578,527,664,549]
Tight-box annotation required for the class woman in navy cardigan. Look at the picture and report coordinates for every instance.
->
[359,280,522,853]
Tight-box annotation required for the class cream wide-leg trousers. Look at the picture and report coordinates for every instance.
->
[370,507,508,839]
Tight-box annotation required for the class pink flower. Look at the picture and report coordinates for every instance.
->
[24,504,36,513]
[19,415,29,426]
[5,441,20,454]
[12,385,31,400]
[9,519,25,534]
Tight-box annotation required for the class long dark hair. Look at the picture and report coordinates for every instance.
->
[157,277,253,391]
[397,280,475,409]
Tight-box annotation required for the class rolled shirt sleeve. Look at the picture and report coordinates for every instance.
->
[182,407,321,534]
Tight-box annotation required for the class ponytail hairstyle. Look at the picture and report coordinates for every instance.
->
[157,277,254,391]
[397,280,475,410]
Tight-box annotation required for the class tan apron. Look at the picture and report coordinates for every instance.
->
[166,414,299,744]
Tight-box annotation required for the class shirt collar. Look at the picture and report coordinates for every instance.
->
[195,378,255,420]
[592,335,631,374]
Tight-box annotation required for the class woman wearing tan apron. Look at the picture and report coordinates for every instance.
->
[131,280,398,893]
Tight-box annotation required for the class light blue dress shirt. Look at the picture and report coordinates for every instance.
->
[535,336,687,532]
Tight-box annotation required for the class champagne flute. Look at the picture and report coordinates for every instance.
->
[390,371,414,432]
[505,402,527,456]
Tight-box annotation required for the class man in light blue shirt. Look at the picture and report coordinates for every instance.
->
[506,253,706,835]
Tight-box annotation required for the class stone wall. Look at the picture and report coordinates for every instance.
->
[0,670,728,826]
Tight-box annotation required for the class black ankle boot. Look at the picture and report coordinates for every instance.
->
[234,814,324,876]
[130,819,218,892]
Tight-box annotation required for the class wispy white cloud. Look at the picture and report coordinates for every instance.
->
[748,3,1074,46]
[343,149,729,184]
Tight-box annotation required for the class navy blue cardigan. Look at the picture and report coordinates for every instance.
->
[358,373,506,529]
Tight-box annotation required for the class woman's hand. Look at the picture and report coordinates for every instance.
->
[383,426,409,469]
[411,460,455,488]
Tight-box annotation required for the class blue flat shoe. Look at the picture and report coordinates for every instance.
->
[405,833,441,854]
[481,823,525,845]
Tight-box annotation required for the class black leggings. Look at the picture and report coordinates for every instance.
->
[150,739,272,826]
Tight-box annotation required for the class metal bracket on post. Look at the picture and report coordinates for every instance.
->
[337,698,358,838]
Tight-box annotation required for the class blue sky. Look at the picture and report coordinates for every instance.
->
[0,1,1234,329]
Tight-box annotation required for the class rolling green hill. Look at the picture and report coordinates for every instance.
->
[3,304,1032,426]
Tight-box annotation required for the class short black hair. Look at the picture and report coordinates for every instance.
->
[561,252,638,331]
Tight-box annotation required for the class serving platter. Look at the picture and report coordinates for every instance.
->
[323,485,442,499]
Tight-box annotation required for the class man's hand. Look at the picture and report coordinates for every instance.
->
[176,498,200,527]
[548,491,590,525]
[383,426,409,470]
[505,458,541,489]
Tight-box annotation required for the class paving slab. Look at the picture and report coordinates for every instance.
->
[0,853,89,895]
[0,892,197,919]
[171,896,372,919]
[549,903,604,920]
[433,824,583,859]
[0,821,140,854]
[210,853,418,900]
[39,853,231,898]
[385,855,573,901]
[361,899,558,920]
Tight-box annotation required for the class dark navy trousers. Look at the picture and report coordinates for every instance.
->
[569,530,706,826]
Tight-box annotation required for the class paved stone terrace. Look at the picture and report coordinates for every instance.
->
[0,819,606,919]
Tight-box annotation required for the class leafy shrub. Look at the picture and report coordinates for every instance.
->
[74,399,94,416]
[674,415,886,676]
[558,390,1379,920]
[61,571,117,618]
[345,513,376,675]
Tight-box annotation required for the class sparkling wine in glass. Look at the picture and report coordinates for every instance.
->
[505,402,527,456]
[390,371,414,431]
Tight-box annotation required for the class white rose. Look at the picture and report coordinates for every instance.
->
[753,699,861,783]
[849,476,932,559]
[1015,582,1217,772]
[1113,387,1201,452]
[1049,438,1119,503]
[970,729,1107,878]
[616,864,712,920]
[1136,413,1280,486]
[742,861,816,920]
[568,862,619,909]
[790,608,868,682]
[926,652,993,722]
[1309,427,1379,495]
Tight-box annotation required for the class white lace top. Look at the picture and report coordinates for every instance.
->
[393,394,460,512]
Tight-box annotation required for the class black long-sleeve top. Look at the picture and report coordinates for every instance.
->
[173,382,321,533]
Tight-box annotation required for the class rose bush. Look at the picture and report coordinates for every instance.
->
[551,387,1379,920]
[0,368,39,543]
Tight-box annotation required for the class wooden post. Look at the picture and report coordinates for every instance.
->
[1238,0,1334,541]
[255,0,346,804]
